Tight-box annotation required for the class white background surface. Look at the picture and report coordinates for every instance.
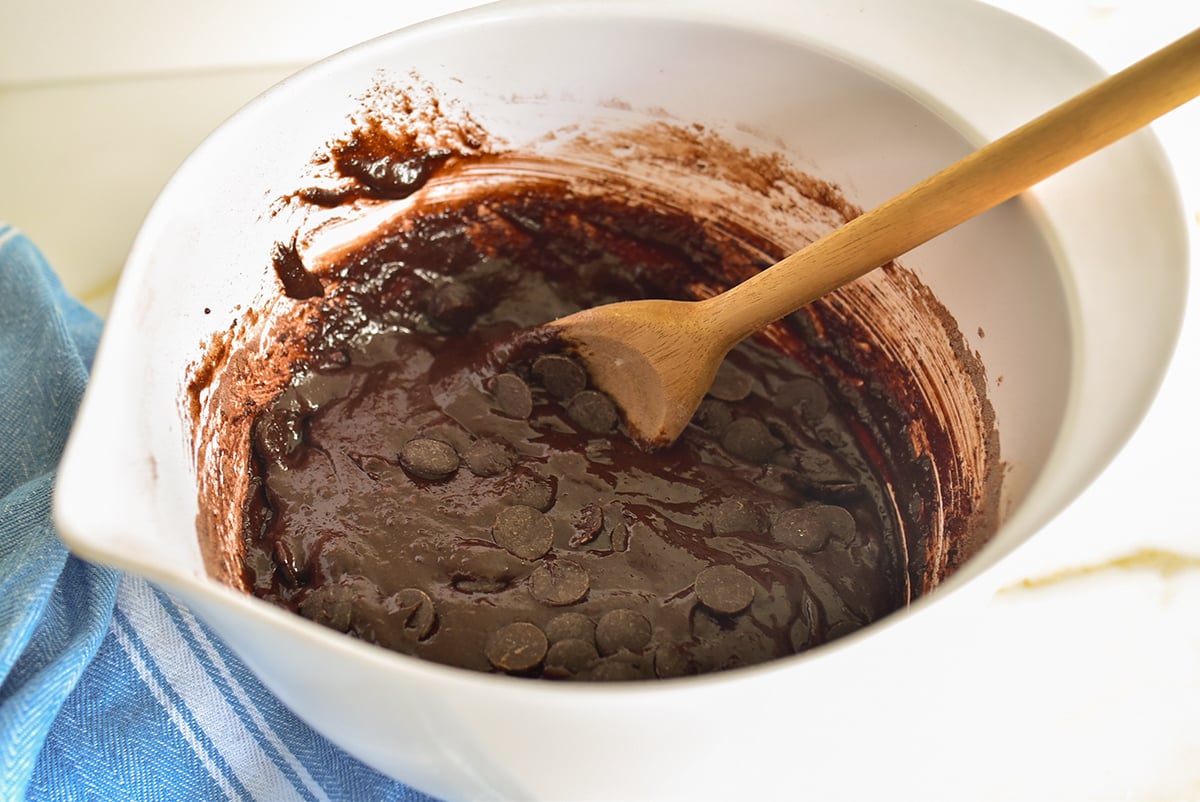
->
[3,1,1200,799]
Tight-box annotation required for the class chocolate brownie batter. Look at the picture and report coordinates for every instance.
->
[186,79,999,682]
[241,179,916,681]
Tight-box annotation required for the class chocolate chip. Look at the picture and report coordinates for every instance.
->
[653,644,690,679]
[700,622,777,670]
[773,504,855,552]
[390,588,436,640]
[565,390,618,434]
[603,501,632,548]
[595,609,652,655]
[272,538,306,587]
[610,518,651,554]
[354,455,394,481]
[817,504,856,542]
[427,281,481,333]
[720,418,783,462]
[447,544,523,594]
[399,437,460,480]
[348,597,398,648]
[772,507,831,553]
[826,618,864,641]
[545,612,595,643]
[529,559,590,606]
[543,638,599,678]
[569,502,605,547]
[485,622,548,673]
[777,377,830,421]
[424,425,472,455]
[589,658,643,681]
[505,474,557,511]
[711,499,766,535]
[532,354,587,399]
[452,577,511,594]
[299,585,354,632]
[692,399,732,437]
[465,439,513,477]
[708,360,753,402]
[492,505,554,560]
[694,565,756,615]
[487,372,533,419]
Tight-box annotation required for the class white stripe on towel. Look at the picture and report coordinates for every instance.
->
[117,578,306,802]
[112,616,243,801]
[170,598,331,802]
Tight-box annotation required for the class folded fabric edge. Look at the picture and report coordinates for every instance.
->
[0,227,121,798]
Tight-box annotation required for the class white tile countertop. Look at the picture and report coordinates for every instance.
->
[2,1,1199,799]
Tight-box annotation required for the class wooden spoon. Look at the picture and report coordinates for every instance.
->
[547,26,1200,449]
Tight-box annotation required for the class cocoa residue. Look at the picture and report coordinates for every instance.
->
[271,238,325,300]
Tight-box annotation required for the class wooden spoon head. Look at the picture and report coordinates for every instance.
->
[547,298,727,449]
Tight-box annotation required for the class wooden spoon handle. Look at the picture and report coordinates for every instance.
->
[705,25,1200,344]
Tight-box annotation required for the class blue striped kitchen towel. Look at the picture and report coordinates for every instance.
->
[0,224,437,802]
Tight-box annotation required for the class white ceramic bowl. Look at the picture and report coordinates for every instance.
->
[55,0,1187,799]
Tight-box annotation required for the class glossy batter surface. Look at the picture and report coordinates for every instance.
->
[241,185,911,679]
